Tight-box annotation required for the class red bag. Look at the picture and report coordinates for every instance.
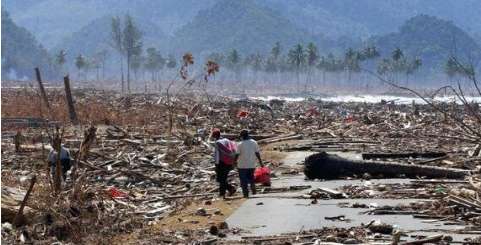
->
[108,187,128,199]
[237,110,249,118]
[254,167,271,186]
[217,140,237,165]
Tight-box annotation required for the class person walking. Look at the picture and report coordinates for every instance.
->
[235,129,263,198]
[48,144,71,181]
[211,128,237,199]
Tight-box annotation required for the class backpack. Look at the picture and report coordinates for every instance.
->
[216,139,237,165]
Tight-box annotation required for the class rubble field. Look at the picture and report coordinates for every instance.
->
[2,87,481,244]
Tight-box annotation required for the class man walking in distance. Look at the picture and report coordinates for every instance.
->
[212,128,237,199]
[235,129,263,198]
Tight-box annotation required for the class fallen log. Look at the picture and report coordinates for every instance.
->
[362,152,446,160]
[304,152,470,180]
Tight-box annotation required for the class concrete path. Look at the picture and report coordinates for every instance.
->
[226,151,470,241]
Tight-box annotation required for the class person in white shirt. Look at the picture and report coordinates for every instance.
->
[235,129,263,198]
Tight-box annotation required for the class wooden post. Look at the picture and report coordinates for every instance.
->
[14,131,23,152]
[53,131,62,193]
[35,67,51,111]
[14,175,37,227]
[63,75,79,124]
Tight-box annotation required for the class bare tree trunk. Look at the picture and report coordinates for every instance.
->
[53,131,62,193]
[13,175,36,227]
[35,68,51,112]
[127,55,131,93]
[102,61,106,81]
[63,76,79,124]
[121,57,125,93]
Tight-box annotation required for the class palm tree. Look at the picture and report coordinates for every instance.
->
[358,45,380,88]
[131,54,144,82]
[305,42,319,91]
[392,48,404,62]
[55,50,67,75]
[405,57,422,86]
[445,57,458,84]
[271,42,281,61]
[145,47,164,82]
[122,15,143,93]
[75,54,87,80]
[95,49,109,81]
[287,44,306,92]
[110,16,125,92]
[344,48,360,82]
[227,49,241,83]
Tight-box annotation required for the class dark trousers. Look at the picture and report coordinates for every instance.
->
[51,159,71,180]
[238,168,255,197]
[215,162,234,197]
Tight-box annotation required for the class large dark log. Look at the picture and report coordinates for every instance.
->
[304,152,469,180]
[362,152,446,160]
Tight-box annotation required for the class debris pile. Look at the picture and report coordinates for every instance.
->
[2,87,481,243]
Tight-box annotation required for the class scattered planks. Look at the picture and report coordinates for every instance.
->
[448,195,481,211]
[257,133,303,144]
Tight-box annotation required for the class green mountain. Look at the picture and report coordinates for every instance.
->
[372,15,481,71]
[2,0,216,49]
[170,0,317,56]
[4,0,481,51]
[1,11,56,80]
[259,0,481,40]
[53,15,167,61]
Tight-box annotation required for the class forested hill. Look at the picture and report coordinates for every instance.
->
[2,0,481,82]
[4,0,481,50]
[258,0,481,40]
[53,15,167,61]
[1,0,216,49]
[373,15,481,72]
[170,0,316,56]
[1,11,57,80]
